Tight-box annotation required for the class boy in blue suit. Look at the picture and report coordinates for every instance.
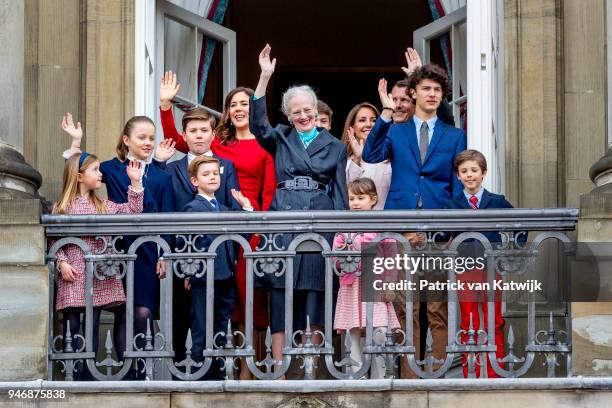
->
[444,149,518,378]
[155,107,242,363]
[184,155,253,379]
[363,64,466,378]
[159,107,242,212]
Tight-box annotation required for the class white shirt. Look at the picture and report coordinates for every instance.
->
[188,150,213,166]
[198,192,217,202]
[412,115,438,144]
[463,187,484,207]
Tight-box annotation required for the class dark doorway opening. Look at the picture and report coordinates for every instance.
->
[221,0,442,138]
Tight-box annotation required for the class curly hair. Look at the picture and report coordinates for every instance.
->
[407,64,451,102]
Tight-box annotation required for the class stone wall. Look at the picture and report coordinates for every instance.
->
[504,0,608,208]
[1,380,612,407]
[0,200,47,381]
[23,0,135,202]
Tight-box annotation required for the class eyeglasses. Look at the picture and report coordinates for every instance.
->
[289,108,315,119]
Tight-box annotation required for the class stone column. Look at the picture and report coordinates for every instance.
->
[573,148,612,376]
[0,0,42,199]
[0,0,47,381]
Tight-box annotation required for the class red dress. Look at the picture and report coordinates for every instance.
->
[160,108,276,328]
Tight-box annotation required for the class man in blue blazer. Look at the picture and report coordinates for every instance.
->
[363,65,466,209]
[362,65,466,378]
[184,155,253,379]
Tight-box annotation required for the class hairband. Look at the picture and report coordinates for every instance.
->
[78,152,90,169]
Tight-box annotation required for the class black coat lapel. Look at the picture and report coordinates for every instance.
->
[306,129,333,157]
[287,128,313,167]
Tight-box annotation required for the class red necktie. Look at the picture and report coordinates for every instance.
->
[469,195,478,209]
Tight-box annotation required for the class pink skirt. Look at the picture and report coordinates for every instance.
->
[334,276,400,332]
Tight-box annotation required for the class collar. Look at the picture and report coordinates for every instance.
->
[126,154,149,166]
[197,192,216,202]
[463,187,484,204]
[413,115,438,131]
[187,150,213,165]
[296,127,319,147]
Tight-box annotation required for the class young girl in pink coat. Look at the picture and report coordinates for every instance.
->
[333,177,400,379]
[52,145,144,360]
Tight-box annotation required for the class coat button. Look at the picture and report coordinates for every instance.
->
[420,176,424,180]
[289,167,295,172]
[285,205,292,210]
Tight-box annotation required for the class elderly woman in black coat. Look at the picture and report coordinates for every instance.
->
[250,44,348,376]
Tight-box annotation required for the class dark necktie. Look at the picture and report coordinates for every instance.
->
[210,198,220,212]
[469,195,479,209]
[419,122,429,163]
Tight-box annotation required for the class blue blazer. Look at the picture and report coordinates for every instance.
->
[443,189,514,243]
[100,158,176,317]
[163,155,242,212]
[362,116,467,209]
[183,195,236,282]
[443,189,526,258]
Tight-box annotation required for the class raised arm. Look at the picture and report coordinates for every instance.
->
[249,45,279,155]
[254,44,276,98]
[60,112,83,158]
[401,47,423,78]
[159,70,189,153]
[362,79,394,163]
[106,161,145,214]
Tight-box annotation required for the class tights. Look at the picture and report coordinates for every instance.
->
[61,304,126,359]
[133,305,154,351]
[61,304,153,380]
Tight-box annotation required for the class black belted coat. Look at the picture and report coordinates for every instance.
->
[249,96,348,290]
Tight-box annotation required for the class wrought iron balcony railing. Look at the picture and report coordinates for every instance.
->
[42,208,579,381]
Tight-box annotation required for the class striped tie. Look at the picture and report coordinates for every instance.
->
[469,195,478,209]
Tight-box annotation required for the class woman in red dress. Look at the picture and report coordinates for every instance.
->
[159,72,275,379]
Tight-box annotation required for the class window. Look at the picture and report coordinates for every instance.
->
[135,0,236,137]
[414,0,505,193]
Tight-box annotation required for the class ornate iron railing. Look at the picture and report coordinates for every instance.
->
[43,208,579,381]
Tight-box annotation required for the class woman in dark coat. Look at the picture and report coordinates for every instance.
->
[250,44,348,373]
